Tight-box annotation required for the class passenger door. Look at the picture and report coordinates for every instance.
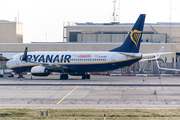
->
[111,54,116,65]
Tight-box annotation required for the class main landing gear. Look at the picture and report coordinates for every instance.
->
[82,73,90,79]
[60,74,68,80]
[60,73,90,80]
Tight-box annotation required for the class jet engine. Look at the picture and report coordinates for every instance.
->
[31,66,50,76]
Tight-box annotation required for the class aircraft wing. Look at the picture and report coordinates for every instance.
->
[26,61,68,70]
[41,63,68,70]
[21,47,69,70]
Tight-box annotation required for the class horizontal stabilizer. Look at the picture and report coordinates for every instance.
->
[142,52,173,58]
[140,46,173,62]
[120,52,141,57]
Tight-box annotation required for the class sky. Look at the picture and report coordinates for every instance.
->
[0,0,180,43]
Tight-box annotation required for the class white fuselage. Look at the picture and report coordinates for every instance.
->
[6,51,142,73]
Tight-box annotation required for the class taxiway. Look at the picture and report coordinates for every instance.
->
[0,75,180,109]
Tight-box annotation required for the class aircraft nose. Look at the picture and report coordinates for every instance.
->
[6,60,11,68]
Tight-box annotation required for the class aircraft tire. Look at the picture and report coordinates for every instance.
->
[82,74,86,79]
[64,74,68,79]
[60,74,68,80]
[86,74,90,79]
[60,74,64,80]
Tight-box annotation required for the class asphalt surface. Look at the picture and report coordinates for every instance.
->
[1,75,180,109]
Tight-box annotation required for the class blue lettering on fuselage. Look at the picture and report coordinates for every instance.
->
[46,55,53,62]
[61,55,64,63]
[34,55,40,61]
[64,55,71,63]
[38,55,45,62]
[19,54,71,63]
[27,55,32,61]
[53,55,59,63]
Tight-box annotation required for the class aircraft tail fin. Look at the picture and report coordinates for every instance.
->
[109,14,146,53]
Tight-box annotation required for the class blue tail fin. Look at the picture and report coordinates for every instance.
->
[109,14,146,53]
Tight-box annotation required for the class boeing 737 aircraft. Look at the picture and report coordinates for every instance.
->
[6,14,170,79]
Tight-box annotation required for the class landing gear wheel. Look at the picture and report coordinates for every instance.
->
[60,74,68,80]
[82,74,86,79]
[82,74,90,79]
[60,74,64,80]
[86,74,90,79]
[64,74,68,79]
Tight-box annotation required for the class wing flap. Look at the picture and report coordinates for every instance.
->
[42,63,68,70]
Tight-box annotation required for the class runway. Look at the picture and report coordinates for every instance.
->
[1,75,180,109]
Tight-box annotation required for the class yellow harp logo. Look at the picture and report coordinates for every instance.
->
[130,30,142,47]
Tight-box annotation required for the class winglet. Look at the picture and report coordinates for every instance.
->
[22,47,28,62]
[154,46,164,59]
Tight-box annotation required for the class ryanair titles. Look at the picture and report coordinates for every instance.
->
[20,54,71,63]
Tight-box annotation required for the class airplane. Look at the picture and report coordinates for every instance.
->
[5,14,172,79]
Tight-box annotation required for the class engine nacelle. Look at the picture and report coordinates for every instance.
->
[31,66,50,76]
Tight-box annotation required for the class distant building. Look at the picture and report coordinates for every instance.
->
[0,20,23,43]
[64,22,180,43]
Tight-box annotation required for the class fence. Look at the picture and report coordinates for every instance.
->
[110,61,180,75]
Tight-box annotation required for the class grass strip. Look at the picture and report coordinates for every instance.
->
[0,109,180,120]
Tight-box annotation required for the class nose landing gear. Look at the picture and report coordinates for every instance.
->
[18,74,23,78]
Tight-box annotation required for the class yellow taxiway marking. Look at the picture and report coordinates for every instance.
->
[56,86,79,105]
